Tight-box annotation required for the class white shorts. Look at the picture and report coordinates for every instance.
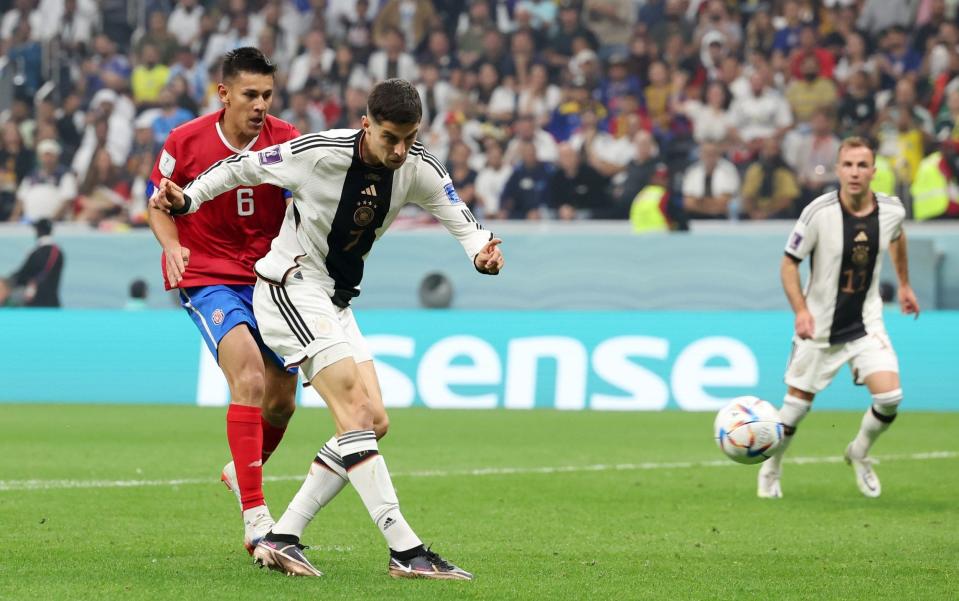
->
[784,331,899,394]
[252,276,372,381]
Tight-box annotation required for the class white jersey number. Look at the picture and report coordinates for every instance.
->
[237,188,254,216]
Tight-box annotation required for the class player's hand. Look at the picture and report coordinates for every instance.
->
[163,244,190,287]
[899,284,920,319]
[150,178,185,213]
[474,238,504,275]
[795,309,815,339]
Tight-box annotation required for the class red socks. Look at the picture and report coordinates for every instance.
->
[261,416,287,463]
[226,404,264,510]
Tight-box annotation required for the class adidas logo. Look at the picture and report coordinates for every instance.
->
[383,517,396,530]
[361,185,377,197]
[854,231,868,242]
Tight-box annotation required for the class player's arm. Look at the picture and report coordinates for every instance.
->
[889,228,920,317]
[782,212,818,339]
[413,170,504,275]
[155,140,308,215]
[146,141,190,287]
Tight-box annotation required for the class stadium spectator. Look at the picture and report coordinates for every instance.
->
[281,91,327,134]
[785,54,838,125]
[548,142,610,220]
[729,67,793,155]
[506,113,559,165]
[785,109,841,202]
[788,23,834,81]
[286,30,335,94]
[151,89,194,146]
[57,0,97,53]
[76,147,127,224]
[583,0,635,58]
[648,0,693,50]
[417,28,459,80]
[125,278,149,310]
[131,43,171,107]
[857,0,916,39]
[167,0,204,48]
[613,130,660,220]
[6,21,42,98]
[501,139,553,219]
[876,25,922,90]
[837,70,878,139]
[447,140,479,215]
[692,0,742,53]
[771,0,804,56]
[11,139,77,222]
[673,80,736,146]
[744,3,775,57]
[568,106,628,178]
[517,0,557,33]
[135,10,179,65]
[910,140,959,220]
[833,32,877,89]
[629,162,671,233]
[681,140,739,220]
[0,123,33,221]
[0,218,63,307]
[740,136,801,220]
[475,138,511,220]
[455,0,496,70]
[372,0,436,52]
[367,27,418,83]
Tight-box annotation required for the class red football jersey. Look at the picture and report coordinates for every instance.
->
[150,110,300,289]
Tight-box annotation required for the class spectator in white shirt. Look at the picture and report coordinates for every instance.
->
[681,141,740,220]
[729,68,793,153]
[475,138,512,220]
[287,30,336,94]
[167,0,204,47]
[367,26,419,83]
[13,140,77,222]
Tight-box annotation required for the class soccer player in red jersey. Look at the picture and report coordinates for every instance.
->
[146,47,301,554]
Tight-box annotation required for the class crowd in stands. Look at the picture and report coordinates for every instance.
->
[2,0,959,232]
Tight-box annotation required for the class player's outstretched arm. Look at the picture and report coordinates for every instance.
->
[889,231,920,318]
[146,201,190,288]
[473,238,504,275]
[781,255,814,339]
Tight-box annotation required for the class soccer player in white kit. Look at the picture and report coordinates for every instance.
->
[758,137,920,499]
[153,79,503,579]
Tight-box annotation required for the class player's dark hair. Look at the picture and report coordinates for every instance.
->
[367,79,422,125]
[221,47,276,81]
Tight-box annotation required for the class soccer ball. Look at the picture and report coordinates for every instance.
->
[714,396,784,464]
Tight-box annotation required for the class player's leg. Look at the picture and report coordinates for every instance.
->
[758,386,815,498]
[271,359,389,541]
[307,355,470,579]
[217,325,277,548]
[843,333,902,497]
[260,352,298,463]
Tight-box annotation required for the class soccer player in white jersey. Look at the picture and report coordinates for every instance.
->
[153,79,503,579]
[758,137,920,499]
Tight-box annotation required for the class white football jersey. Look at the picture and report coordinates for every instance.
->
[784,190,905,347]
[180,129,492,303]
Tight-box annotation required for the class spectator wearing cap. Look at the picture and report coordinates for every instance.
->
[681,141,739,220]
[548,142,610,220]
[0,218,64,308]
[741,136,800,220]
[876,26,922,90]
[12,139,77,222]
[629,162,671,233]
[583,0,636,58]
[545,2,598,71]
[367,27,419,83]
[785,54,838,124]
[788,23,834,81]
[500,139,554,220]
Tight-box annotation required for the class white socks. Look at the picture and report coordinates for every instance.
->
[850,389,902,458]
[339,430,422,553]
[272,437,348,538]
[766,394,813,472]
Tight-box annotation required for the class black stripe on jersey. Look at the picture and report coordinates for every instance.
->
[323,136,395,303]
[191,153,247,185]
[290,131,359,150]
[800,193,838,225]
[269,285,311,347]
[409,147,446,177]
[291,141,355,156]
[829,204,880,345]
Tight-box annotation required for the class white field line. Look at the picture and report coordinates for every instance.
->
[0,451,959,492]
[0,451,955,493]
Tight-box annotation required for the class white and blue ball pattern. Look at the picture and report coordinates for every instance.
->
[714,396,784,464]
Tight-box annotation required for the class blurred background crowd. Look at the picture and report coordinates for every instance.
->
[1,0,959,233]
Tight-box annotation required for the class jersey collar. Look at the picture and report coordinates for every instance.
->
[215,115,260,154]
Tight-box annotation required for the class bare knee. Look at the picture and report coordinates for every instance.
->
[262,396,295,426]
[373,415,389,440]
[229,370,266,406]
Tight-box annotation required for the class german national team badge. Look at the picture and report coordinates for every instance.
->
[852,245,869,266]
[212,308,225,325]
[258,146,282,165]
[444,183,461,205]
[354,200,375,226]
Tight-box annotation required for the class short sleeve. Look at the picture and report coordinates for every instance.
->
[785,213,817,261]
[150,134,182,189]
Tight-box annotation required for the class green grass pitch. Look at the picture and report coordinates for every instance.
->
[0,405,955,600]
